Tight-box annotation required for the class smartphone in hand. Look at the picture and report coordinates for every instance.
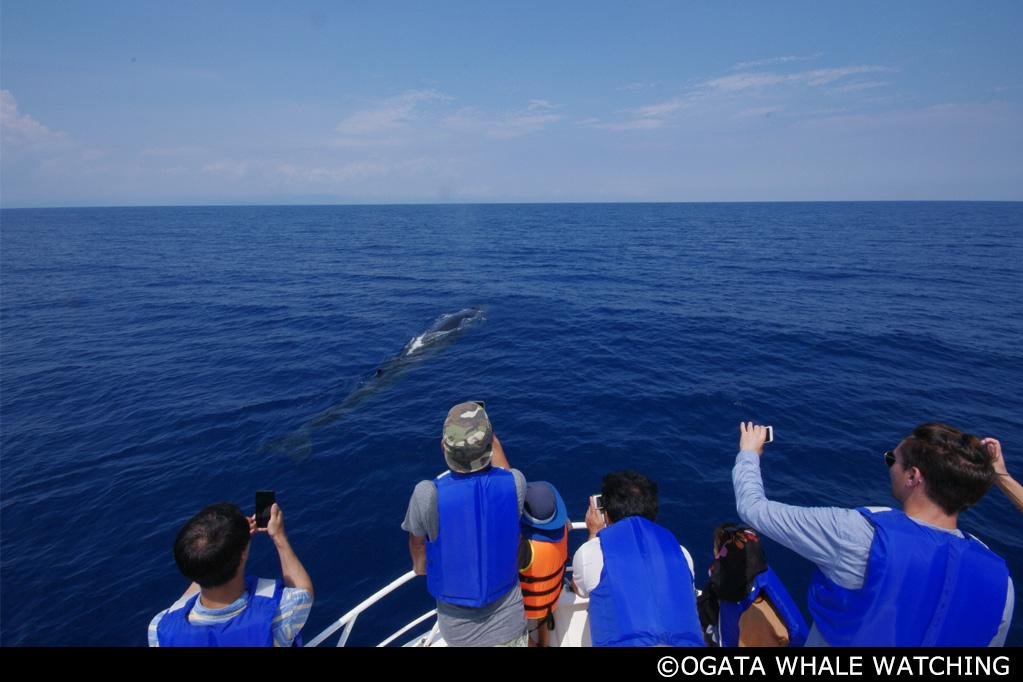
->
[255,490,275,529]
[764,426,774,444]
[590,494,604,510]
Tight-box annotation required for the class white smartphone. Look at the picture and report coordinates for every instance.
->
[764,425,774,444]
[590,494,604,510]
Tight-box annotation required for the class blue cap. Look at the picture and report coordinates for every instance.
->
[521,481,568,531]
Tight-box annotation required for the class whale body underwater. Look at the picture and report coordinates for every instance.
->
[260,307,486,462]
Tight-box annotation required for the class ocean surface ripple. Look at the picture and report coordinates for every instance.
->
[1,202,1021,645]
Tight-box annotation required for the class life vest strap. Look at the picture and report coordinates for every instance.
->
[526,599,560,618]
[519,562,566,584]
[522,580,564,598]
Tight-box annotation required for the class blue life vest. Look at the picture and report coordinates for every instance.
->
[808,507,1009,646]
[156,576,284,647]
[426,467,520,607]
[717,566,809,647]
[588,516,704,647]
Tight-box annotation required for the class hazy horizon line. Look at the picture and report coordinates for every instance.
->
[3,198,1021,211]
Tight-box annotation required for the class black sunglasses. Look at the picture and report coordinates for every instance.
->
[883,450,896,468]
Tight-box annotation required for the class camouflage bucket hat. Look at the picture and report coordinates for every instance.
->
[442,402,494,473]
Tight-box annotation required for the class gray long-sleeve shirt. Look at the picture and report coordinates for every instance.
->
[732,449,1013,646]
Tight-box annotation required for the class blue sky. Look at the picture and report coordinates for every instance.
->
[2,1,1021,206]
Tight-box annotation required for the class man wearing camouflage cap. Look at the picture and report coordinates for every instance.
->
[402,401,529,646]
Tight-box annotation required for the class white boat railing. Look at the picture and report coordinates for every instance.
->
[308,521,589,647]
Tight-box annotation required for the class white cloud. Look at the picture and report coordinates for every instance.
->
[527,99,558,111]
[443,103,563,139]
[830,80,893,94]
[704,72,792,92]
[803,66,890,87]
[330,93,564,144]
[334,90,450,136]
[704,66,891,92]
[590,63,894,132]
[732,53,823,70]
[633,98,688,119]
[585,97,688,131]
[1,90,68,148]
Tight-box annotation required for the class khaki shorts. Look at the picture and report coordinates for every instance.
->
[493,633,529,647]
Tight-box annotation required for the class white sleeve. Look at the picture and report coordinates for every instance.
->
[570,538,603,598]
[990,577,1014,647]
[680,545,695,582]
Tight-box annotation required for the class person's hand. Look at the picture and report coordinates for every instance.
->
[585,498,606,539]
[739,421,768,456]
[266,503,287,542]
[489,432,511,469]
[247,515,259,535]
[982,438,1009,477]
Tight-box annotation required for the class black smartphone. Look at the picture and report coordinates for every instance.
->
[764,426,774,444]
[255,490,275,528]
[590,494,604,510]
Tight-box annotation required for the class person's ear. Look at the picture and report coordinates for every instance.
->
[906,466,923,487]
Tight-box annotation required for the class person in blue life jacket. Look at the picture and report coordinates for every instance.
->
[149,501,314,647]
[402,401,529,647]
[570,470,704,647]
[733,421,1014,646]
[697,523,808,647]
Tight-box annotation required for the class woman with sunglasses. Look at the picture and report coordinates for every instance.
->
[732,421,1013,647]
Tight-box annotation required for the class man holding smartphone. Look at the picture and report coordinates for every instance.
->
[148,500,314,647]
[570,470,704,647]
[402,401,529,646]
[732,421,1013,646]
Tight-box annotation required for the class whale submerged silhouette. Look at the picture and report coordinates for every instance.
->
[260,307,486,462]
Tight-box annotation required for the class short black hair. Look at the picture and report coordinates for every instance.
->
[173,502,250,588]
[602,470,658,523]
[901,422,995,515]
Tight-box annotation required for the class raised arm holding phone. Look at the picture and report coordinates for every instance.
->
[732,420,1014,647]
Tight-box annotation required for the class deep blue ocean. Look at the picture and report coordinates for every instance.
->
[1,202,1021,646]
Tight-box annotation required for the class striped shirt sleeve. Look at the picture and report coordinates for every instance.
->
[272,587,314,647]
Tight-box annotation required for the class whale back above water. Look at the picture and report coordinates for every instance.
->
[402,307,485,356]
[261,307,486,462]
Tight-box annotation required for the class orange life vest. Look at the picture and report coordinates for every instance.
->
[519,528,568,619]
